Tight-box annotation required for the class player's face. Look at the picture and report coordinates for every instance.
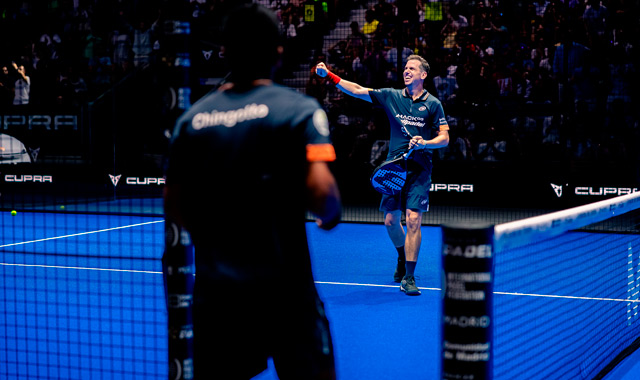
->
[403,60,427,86]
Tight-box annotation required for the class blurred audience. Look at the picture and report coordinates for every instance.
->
[0,0,638,166]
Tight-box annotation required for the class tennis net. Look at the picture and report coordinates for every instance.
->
[0,211,166,380]
[442,191,640,380]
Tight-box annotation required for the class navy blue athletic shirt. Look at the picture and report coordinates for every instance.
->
[369,88,449,170]
[166,83,336,281]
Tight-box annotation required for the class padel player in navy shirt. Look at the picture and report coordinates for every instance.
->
[165,4,340,379]
[316,55,450,295]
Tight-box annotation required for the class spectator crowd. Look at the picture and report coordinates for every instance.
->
[0,0,638,173]
[297,0,639,172]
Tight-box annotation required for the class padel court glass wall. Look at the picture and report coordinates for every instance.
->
[0,0,639,379]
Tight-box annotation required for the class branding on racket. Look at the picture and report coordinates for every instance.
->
[371,163,407,195]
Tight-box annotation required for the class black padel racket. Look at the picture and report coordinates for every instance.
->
[370,149,414,195]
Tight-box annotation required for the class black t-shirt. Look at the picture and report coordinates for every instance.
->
[167,83,336,282]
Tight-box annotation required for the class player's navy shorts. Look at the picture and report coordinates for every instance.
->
[379,160,432,213]
[192,276,335,379]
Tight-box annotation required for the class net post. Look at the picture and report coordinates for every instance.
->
[163,1,194,378]
[162,221,195,380]
[441,223,494,380]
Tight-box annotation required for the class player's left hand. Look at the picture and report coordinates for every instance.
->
[409,136,426,150]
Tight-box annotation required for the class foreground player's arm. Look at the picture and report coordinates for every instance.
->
[409,130,450,150]
[164,184,188,228]
[315,62,372,103]
[306,161,341,230]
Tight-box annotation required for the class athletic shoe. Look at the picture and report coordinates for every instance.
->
[393,259,406,283]
[400,275,421,296]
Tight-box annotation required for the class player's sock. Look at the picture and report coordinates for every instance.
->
[393,246,406,283]
[396,246,405,261]
[405,261,417,277]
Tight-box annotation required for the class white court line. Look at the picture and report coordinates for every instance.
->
[0,262,160,274]
[314,281,640,303]
[4,218,639,304]
[0,220,163,248]
[1,261,638,304]
[315,280,441,291]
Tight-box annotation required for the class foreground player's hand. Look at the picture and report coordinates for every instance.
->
[316,215,340,231]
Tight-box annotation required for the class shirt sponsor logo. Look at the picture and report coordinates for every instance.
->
[192,103,269,129]
[395,113,425,128]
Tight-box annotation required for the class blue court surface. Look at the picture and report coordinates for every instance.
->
[0,212,638,379]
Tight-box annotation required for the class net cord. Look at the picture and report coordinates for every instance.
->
[494,192,640,252]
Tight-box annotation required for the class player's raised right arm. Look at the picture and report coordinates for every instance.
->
[315,62,372,103]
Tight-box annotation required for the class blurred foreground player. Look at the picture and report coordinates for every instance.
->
[164,4,340,379]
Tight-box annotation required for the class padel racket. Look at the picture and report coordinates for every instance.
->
[370,149,414,195]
